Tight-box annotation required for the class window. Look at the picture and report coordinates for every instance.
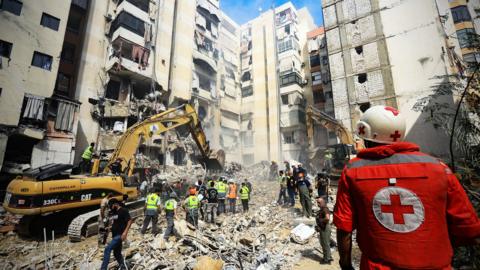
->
[280,72,302,86]
[67,12,82,33]
[359,102,370,112]
[278,38,297,53]
[325,91,333,99]
[54,73,71,94]
[328,131,337,139]
[285,24,291,34]
[61,43,76,63]
[105,80,121,100]
[355,46,363,54]
[241,86,253,97]
[322,56,329,65]
[1,0,22,16]
[281,94,289,105]
[451,6,471,23]
[358,73,367,83]
[0,40,13,58]
[41,13,60,31]
[206,20,211,31]
[312,71,322,85]
[463,53,480,64]
[31,51,53,71]
[241,71,251,82]
[310,54,320,67]
[109,11,145,37]
[457,28,476,48]
[118,0,149,13]
[313,90,325,104]
[283,131,294,144]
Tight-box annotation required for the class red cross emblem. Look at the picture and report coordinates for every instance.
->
[390,130,401,142]
[358,125,366,135]
[380,194,414,224]
[385,107,399,116]
[372,187,424,233]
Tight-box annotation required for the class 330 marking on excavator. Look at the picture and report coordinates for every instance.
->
[44,199,61,206]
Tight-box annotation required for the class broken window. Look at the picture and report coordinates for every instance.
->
[1,0,22,16]
[281,94,289,105]
[355,45,363,55]
[0,39,13,58]
[451,6,471,24]
[241,71,251,82]
[172,148,186,165]
[359,102,371,113]
[248,41,252,50]
[313,90,325,104]
[105,80,121,100]
[358,73,367,84]
[61,42,76,63]
[309,54,320,67]
[241,86,253,97]
[198,73,213,91]
[283,131,294,144]
[41,13,60,31]
[54,73,71,95]
[31,51,53,71]
[457,28,476,48]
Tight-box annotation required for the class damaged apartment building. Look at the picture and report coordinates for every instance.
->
[322,0,480,158]
[0,0,88,177]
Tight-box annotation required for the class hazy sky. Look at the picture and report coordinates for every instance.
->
[220,0,324,26]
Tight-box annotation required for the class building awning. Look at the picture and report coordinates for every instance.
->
[197,0,220,22]
[193,50,217,72]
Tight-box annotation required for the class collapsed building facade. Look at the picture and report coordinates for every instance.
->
[321,0,480,159]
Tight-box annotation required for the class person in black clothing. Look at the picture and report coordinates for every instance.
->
[286,171,296,206]
[205,181,218,223]
[101,199,132,270]
[196,180,207,220]
[316,170,329,199]
[296,172,313,217]
[292,165,298,181]
[109,158,123,175]
[297,164,307,176]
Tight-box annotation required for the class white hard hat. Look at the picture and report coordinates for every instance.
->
[356,106,406,144]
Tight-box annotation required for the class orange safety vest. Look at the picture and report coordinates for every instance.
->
[227,184,237,199]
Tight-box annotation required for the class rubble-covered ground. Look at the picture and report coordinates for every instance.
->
[0,163,362,269]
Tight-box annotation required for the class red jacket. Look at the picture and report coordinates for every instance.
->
[334,142,480,270]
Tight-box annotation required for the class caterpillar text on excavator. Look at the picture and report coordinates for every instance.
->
[3,104,224,241]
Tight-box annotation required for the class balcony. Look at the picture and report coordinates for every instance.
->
[280,71,304,87]
[106,37,152,79]
[118,0,149,13]
[109,11,147,47]
[280,105,306,127]
[194,30,219,64]
[116,0,150,24]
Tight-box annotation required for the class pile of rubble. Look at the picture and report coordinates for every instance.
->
[0,207,20,234]
[0,164,358,269]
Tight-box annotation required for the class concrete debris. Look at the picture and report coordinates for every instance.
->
[290,223,315,244]
[193,256,224,270]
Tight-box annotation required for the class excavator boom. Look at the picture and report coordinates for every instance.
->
[306,105,354,145]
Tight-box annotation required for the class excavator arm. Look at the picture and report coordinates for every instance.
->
[306,105,354,145]
[103,104,224,175]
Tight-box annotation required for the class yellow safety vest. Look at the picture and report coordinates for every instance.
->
[146,193,159,210]
[187,196,199,209]
[240,186,250,200]
[217,182,227,193]
[82,146,93,160]
[165,199,175,211]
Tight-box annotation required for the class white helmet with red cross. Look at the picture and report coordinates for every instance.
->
[356,106,406,144]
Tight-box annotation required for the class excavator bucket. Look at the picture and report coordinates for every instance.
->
[204,149,225,171]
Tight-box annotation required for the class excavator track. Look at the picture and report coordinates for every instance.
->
[68,199,145,242]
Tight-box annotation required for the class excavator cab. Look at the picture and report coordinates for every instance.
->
[328,144,356,169]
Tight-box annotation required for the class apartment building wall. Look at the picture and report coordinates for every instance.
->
[322,0,463,158]
[0,0,83,173]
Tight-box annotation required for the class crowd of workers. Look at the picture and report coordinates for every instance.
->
[98,176,253,270]
[98,105,480,270]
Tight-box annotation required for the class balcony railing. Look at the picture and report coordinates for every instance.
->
[109,11,145,38]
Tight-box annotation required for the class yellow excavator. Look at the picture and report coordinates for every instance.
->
[306,105,360,178]
[3,104,224,240]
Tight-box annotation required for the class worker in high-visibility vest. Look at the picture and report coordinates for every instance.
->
[140,189,161,235]
[240,183,250,213]
[163,192,181,242]
[80,142,95,174]
[216,178,228,215]
[227,179,238,214]
[183,189,199,227]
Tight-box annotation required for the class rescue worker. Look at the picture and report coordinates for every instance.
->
[334,106,480,270]
[244,178,252,198]
[323,149,333,174]
[315,197,333,264]
[80,142,95,174]
[101,198,132,270]
[140,188,161,235]
[277,170,288,205]
[109,158,123,175]
[184,189,199,227]
[98,193,113,246]
[296,171,313,218]
[216,178,227,215]
[227,179,238,214]
[286,171,296,206]
[163,192,182,242]
[196,180,207,220]
[205,181,219,223]
[240,182,250,212]
[315,170,329,199]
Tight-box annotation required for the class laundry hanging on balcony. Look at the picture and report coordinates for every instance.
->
[131,45,150,69]
[22,94,45,121]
